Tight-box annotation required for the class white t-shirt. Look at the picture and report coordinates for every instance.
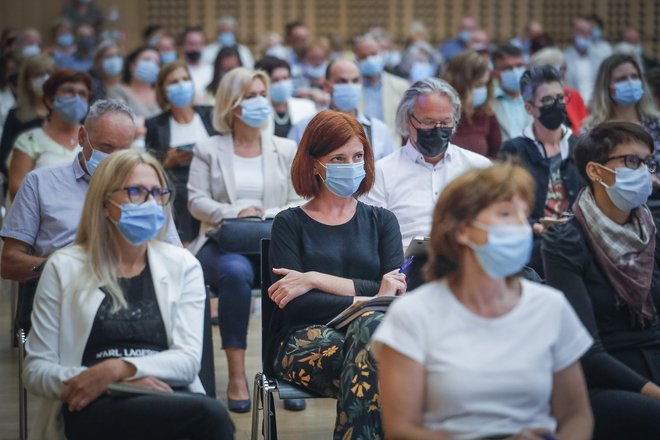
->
[12,128,81,170]
[233,153,264,210]
[169,113,210,148]
[372,279,593,440]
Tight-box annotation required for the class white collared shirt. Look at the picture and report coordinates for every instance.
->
[360,141,491,246]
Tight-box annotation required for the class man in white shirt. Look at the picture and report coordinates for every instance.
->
[288,59,394,160]
[181,27,213,104]
[564,17,608,104]
[201,16,255,69]
[361,77,491,248]
[354,34,409,147]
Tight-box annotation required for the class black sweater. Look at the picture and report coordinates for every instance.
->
[542,218,660,391]
[267,202,403,355]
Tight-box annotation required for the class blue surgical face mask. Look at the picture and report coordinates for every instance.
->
[458,30,472,44]
[84,131,109,176]
[359,54,385,77]
[500,66,525,93]
[332,83,362,112]
[270,79,294,104]
[109,199,165,245]
[409,61,435,83]
[319,161,366,197]
[57,33,74,48]
[304,63,327,79]
[598,164,653,212]
[160,51,177,64]
[166,80,194,108]
[53,95,89,124]
[134,59,159,84]
[22,44,40,58]
[592,27,603,42]
[468,222,533,279]
[574,36,591,52]
[102,56,123,77]
[612,79,644,106]
[218,32,236,47]
[239,96,271,128]
[472,86,488,108]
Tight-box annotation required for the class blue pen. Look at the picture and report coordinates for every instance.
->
[400,256,414,274]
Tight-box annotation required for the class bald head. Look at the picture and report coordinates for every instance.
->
[326,59,360,83]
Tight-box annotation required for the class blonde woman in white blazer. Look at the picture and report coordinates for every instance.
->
[23,150,234,440]
[187,67,302,413]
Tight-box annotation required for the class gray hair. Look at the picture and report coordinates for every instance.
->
[395,77,462,137]
[85,99,136,132]
[520,65,563,103]
[530,47,565,68]
[218,16,238,29]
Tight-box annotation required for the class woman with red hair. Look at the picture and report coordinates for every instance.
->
[267,109,404,439]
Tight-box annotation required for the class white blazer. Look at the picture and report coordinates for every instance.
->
[187,133,303,254]
[23,242,206,440]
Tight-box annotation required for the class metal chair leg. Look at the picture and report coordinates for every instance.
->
[17,329,27,440]
[250,373,263,440]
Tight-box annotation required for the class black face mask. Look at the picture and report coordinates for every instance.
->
[185,50,202,63]
[413,125,453,158]
[537,101,567,130]
[77,36,95,52]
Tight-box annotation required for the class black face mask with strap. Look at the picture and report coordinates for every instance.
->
[413,125,453,158]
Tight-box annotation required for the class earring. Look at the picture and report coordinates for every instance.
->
[595,177,602,182]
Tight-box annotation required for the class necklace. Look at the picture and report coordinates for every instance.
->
[273,111,290,126]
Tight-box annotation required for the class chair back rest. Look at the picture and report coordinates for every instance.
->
[199,292,216,398]
[260,238,279,376]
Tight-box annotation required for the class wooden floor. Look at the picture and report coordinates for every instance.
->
[0,281,337,440]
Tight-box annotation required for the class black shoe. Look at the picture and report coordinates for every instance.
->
[283,399,306,411]
[227,397,251,413]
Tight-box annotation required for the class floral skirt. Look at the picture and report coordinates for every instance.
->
[273,311,384,440]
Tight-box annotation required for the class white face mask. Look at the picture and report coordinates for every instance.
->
[598,164,653,212]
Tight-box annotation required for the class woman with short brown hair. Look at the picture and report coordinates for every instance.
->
[373,162,593,440]
[268,109,403,439]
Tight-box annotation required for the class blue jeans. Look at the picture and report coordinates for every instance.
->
[197,240,254,349]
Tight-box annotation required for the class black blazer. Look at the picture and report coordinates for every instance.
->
[145,105,217,162]
[499,134,585,222]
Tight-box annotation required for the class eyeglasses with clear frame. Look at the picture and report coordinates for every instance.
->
[111,186,173,205]
[600,154,658,174]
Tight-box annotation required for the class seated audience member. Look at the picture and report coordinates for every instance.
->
[563,16,607,104]
[374,162,593,440]
[283,21,312,91]
[90,40,123,101]
[581,54,660,221]
[202,16,255,68]
[361,77,491,248]
[55,24,95,73]
[23,149,234,440]
[0,54,54,182]
[187,67,302,413]
[294,37,331,108]
[48,18,76,68]
[438,16,480,61]
[268,110,404,439]
[490,44,531,141]
[353,34,410,146]
[530,47,589,133]
[8,69,91,199]
[108,46,161,119]
[443,50,502,158]
[499,65,585,275]
[288,59,394,160]
[146,60,217,244]
[180,27,213,105]
[254,55,316,138]
[0,100,181,331]
[543,122,660,438]
[205,46,242,103]
[622,27,658,72]
[155,34,178,65]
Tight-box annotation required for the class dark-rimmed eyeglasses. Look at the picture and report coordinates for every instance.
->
[112,186,173,205]
[600,154,658,174]
[409,113,454,130]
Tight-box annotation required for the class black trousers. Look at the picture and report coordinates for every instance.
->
[62,394,235,440]
[590,388,660,439]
